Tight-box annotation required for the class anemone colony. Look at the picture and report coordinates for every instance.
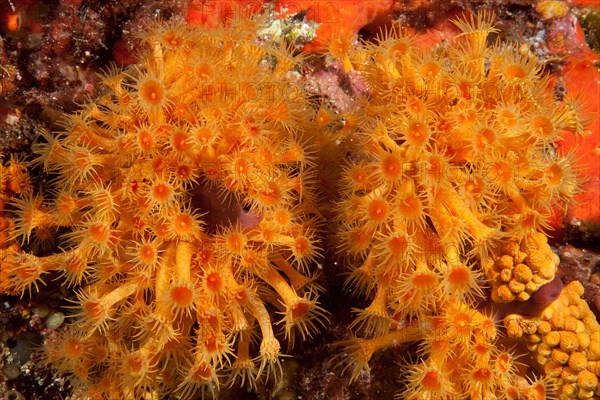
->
[0,11,598,400]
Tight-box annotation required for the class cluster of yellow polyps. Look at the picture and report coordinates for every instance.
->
[3,21,327,399]
[333,12,593,399]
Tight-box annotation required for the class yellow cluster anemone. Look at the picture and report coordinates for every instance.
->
[332,11,592,399]
[3,20,327,399]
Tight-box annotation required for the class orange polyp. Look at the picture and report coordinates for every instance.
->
[387,235,408,256]
[84,300,105,321]
[293,236,311,257]
[406,96,426,114]
[380,155,403,180]
[273,209,291,226]
[138,244,157,265]
[411,272,437,290]
[389,41,410,58]
[173,214,194,235]
[488,162,512,185]
[406,121,429,146]
[172,131,191,153]
[420,62,441,78]
[205,272,223,293]
[195,63,213,79]
[127,355,144,374]
[349,166,367,184]
[176,165,193,181]
[225,231,246,254]
[195,127,213,144]
[398,194,422,221]
[546,163,563,186]
[367,198,388,222]
[504,64,527,79]
[531,115,554,136]
[171,285,194,307]
[139,79,164,105]
[290,300,311,322]
[348,228,371,251]
[473,367,492,382]
[475,128,495,149]
[64,338,83,358]
[422,370,442,390]
[495,352,511,373]
[89,224,110,243]
[151,183,172,203]
[498,109,518,128]
[191,363,213,381]
[163,31,182,47]
[259,182,282,206]
[447,265,470,287]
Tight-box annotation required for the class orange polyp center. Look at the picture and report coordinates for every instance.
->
[330,36,350,58]
[259,182,282,206]
[195,127,212,144]
[127,355,144,374]
[65,256,86,274]
[453,312,472,335]
[546,163,563,186]
[171,286,193,307]
[57,194,77,214]
[316,108,332,126]
[176,165,192,180]
[163,31,182,47]
[294,236,311,257]
[139,79,164,105]
[191,363,213,382]
[390,41,409,58]
[84,300,105,321]
[496,352,511,373]
[411,272,437,290]
[64,338,83,358]
[420,62,440,78]
[172,131,191,153]
[475,128,495,149]
[422,371,441,390]
[504,64,526,79]
[196,64,213,79]
[406,121,429,145]
[205,333,223,353]
[398,195,421,220]
[225,232,246,254]
[532,115,554,136]
[274,209,290,226]
[473,367,492,382]
[464,178,482,195]
[406,96,425,114]
[448,265,470,287]
[367,198,388,222]
[205,272,223,293]
[498,109,518,127]
[474,341,490,355]
[173,214,194,234]
[388,235,408,256]
[350,167,367,184]
[151,183,172,203]
[381,155,402,180]
[138,244,156,264]
[349,228,371,250]
[489,162,512,184]
[290,300,311,321]
[89,224,110,243]
[235,159,250,175]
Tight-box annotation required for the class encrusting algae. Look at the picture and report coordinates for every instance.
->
[0,9,598,400]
